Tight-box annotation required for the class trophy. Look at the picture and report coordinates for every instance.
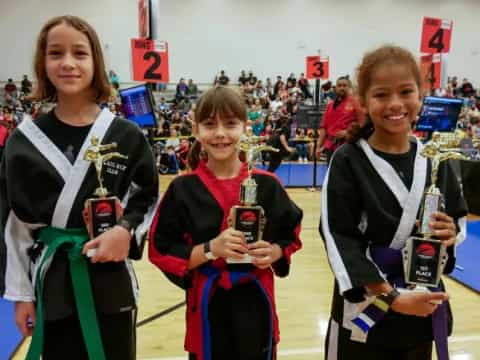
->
[402,133,466,288]
[83,136,128,239]
[227,135,279,263]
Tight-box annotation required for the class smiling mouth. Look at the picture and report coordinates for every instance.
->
[385,113,407,121]
[211,143,232,148]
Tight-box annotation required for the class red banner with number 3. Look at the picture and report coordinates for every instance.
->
[420,54,441,90]
[131,39,170,83]
[306,56,329,80]
[420,17,452,54]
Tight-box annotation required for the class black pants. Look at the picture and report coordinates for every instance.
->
[43,310,136,360]
[190,282,273,360]
[325,319,433,360]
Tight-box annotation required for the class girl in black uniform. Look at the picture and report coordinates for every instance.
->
[0,16,158,359]
[321,45,467,360]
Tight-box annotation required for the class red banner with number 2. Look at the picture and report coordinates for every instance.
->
[420,17,452,54]
[131,39,170,83]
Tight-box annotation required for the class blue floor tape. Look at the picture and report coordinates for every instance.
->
[0,298,23,359]
[449,220,480,292]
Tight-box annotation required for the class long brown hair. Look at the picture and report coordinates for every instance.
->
[32,15,111,103]
[188,86,247,169]
[347,45,422,143]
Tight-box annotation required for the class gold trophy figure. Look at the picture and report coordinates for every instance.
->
[403,133,466,288]
[83,136,128,239]
[227,135,279,264]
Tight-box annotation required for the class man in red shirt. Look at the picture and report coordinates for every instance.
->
[316,76,363,163]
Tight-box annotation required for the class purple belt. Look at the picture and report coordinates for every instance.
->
[352,247,449,360]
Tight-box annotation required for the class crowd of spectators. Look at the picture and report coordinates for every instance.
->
[2,70,480,173]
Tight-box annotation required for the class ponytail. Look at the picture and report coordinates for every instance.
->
[188,140,202,170]
[346,116,374,144]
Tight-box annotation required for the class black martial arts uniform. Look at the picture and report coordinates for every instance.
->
[0,109,158,359]
[320,138,467,360]
[149,160,303,360]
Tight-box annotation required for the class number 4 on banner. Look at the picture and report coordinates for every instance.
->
[420,17,453,54]
[131,38,170,83]
[420,53,441,90]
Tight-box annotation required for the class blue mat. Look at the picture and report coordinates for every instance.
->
[256,162,328,187]
[449,220,480,292]
[0,298,23,359]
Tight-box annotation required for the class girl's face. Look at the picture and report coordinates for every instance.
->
[194,113,245,164]
[364,63,421,137]
[45,23,95,99]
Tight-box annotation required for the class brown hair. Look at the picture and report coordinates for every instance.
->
[32,15,111,103]
[188,86,247,169]
[348,45,422,143]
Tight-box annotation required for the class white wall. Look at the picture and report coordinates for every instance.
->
[1,0,479,85]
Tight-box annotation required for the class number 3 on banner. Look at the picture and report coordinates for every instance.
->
[306,56,329,80]
[420,17,452,54]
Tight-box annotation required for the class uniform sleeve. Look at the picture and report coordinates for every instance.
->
[320,105,332,130]
[0,142,35,301]
[119,129,159,260]
[148,180,193,289]
[260,175,303,277]
[320,149,385,295]
[439,160,469,274]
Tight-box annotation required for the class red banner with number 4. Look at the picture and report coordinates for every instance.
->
[420,54,441,90]
[420,17,453,54]
[306,56,329,80]
[131,38,170,83]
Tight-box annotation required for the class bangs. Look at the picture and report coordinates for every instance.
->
[195,86,247,123]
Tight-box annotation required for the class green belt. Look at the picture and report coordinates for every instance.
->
[26,227,106,360]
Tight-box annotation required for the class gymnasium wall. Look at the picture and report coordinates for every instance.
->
[1,0,479,84]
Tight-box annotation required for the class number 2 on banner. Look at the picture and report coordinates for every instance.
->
[131,39,170,83]
[420,17,452,53]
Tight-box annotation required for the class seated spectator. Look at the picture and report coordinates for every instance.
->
[4,79,17,100]
[218,70,230,85]
[21,75,32,95]
[187,79,199,97]
[274,76,283,95]
[109,70,120,90]
[175,78,189,101]
[295,128,309,163]
[287,73,297,87]
[238,70,248,85]
[298,73,312,98]
[247,71,257,86]
[270,95,283,112]
[157,97,170,112]
[461,78,475,98]
[252,117,264,136]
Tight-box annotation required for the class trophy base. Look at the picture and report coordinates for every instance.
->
[229,205,265,243]
[402,236,448,288]
[84,196,120,239]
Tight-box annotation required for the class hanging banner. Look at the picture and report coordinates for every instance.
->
[138,0,150,38]
[420,53,442,90]
[131,39,169,83]
[420,17,453,54]
[306,56,329,80]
